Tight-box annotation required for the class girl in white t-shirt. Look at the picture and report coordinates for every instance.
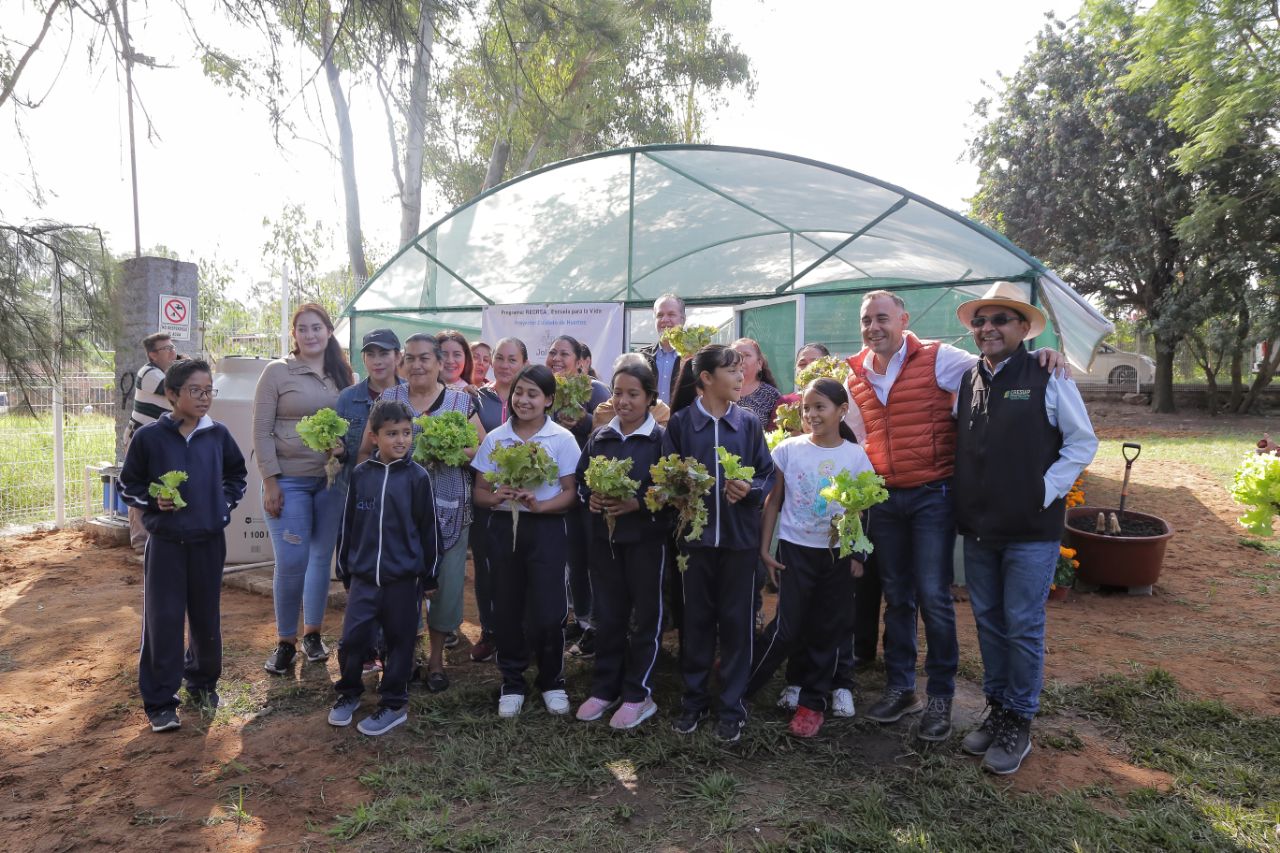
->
[472,364,582,719]
[745,377,875,738]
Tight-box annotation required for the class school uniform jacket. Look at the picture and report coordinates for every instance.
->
[575,415,673,544]
[119,413,248,543]
[337,454,443,589]
[661,400,776,552]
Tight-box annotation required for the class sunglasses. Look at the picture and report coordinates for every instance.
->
[969,313,1025,329]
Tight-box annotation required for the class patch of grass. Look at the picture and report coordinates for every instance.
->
[325,669,1278,851]
[1096,434,1256,490]
[0,412,116,526]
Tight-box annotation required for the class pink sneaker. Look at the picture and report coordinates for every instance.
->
[575,696,619,722]
[609,699,658,730]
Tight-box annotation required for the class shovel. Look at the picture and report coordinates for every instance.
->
[1118,443,1141,513]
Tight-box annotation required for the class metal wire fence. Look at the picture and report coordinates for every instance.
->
[0,373,118,528]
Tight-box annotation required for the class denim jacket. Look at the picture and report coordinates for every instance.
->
[334,376,405,489]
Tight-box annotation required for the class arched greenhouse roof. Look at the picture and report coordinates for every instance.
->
[347,144,1112,369]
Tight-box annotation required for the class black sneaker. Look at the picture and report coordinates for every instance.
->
[714,718,744,744]
[569,628,596,658]
[982,713,1033,775]
[301,632,330,662]
[864,688,924,723]
[148,708,181,732]
[264,641,297,675]
[443,631,460,649]
[672,708,709,735]
[961,701,1006,756]
[918,696,953,742]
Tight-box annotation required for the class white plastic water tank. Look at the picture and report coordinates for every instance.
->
[214,357,275,565]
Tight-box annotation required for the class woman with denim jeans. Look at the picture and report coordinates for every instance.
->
[253,303,355,675]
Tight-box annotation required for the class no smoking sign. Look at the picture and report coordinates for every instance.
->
[158,293,193,341]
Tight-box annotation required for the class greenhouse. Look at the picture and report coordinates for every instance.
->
[344,144,1112,393]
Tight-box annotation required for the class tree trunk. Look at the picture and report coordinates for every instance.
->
[1239,344,1280,414]
[398,1,435,248]
[1150,336,1177,413]
[1229,300,1250,412]
[320,6,367,283]
[482,136,510,191]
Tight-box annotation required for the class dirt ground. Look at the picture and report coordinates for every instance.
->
[1,402,1277,850]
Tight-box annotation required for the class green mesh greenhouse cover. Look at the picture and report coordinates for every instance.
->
[346,145,1112,372]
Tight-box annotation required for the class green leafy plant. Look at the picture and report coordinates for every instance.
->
[795,355,851,388]
[148,470,188,509]
[659,324,717,358]
[296,407,349,487]
[413,411,478,468]
[1231,453,1280,535]
[774,401,802,434]
[584,455,641,542]
[819,469,889,558]
[552,372,593,423]
[765,428,789,451]
[644,454,715,571]
[715,446,755,482]
[486,442,560,548]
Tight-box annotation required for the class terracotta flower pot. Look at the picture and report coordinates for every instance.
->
[1047,585,1070,602]
[1064,506,1174,588]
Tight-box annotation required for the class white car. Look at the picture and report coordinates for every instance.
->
[1077,343,1155,386]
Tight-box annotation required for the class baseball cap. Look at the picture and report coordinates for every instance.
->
[361,328,401,352]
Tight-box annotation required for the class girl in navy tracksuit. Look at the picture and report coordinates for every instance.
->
[746,378,874,738]
[472,364,582,718]
[331,400,442,736]
[664,345,775,743]
[120,359,247,733]
[573,356,672,730]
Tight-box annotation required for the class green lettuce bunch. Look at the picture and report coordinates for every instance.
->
[584,455,641,542]
[552,372,593,423]
[659,324,718,358]
[149,470,188,509]
[715,446,755,482]
[1231,453,1280,535]
[819,469,889,558]
[645,454,715,571]
[774,401,802,434]
[795,356,851,388]
[486,442,560,548]
[296,407,350,487]
[765,428,789,451]
[413,411,478,468]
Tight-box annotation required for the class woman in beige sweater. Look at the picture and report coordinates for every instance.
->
[254,303,355,675]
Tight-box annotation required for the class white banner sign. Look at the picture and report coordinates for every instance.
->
[481,302,624,380]
[158,293,193,341]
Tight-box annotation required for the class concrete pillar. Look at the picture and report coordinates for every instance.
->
[114,257,199,459]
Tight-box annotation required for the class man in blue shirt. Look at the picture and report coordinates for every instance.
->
[639,294,685,405]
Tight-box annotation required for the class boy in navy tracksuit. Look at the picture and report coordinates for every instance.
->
[664,345,775,743]
[120,359,247,733]
[330,400,442,736]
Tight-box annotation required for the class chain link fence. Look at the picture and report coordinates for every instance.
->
[0,373,118,529]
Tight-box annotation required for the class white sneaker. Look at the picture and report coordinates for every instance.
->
[498,694,525,718]
[831,688,856,718]
[777,685,800,711]
[542,689,571,715]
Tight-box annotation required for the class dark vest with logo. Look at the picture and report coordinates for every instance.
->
[955,345,1065,542]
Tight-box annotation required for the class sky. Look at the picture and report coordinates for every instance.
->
[0,0,1067,300]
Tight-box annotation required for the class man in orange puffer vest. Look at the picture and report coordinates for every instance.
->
[846,289,1065,743]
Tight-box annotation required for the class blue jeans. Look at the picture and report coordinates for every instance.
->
[264,475,345,638]
[962,537,1058,718]
[868,480,958,698]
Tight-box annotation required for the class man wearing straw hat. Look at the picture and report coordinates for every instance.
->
[952,282,1097,775]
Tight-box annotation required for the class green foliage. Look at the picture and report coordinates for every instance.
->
[412,411,478,468]
[794,356,850,388]
[819,470,888,558]
[486,441,560,547]
[296,408,349,453]
[149,470,189,510]
[714,446,754,482]
[774,402,801,434]
[1231,453,1280,535]
[644,454,714,571]
[552,372,593,423]
[659,324,717,359]
[765,428,788,451]
[584,455,640,541]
